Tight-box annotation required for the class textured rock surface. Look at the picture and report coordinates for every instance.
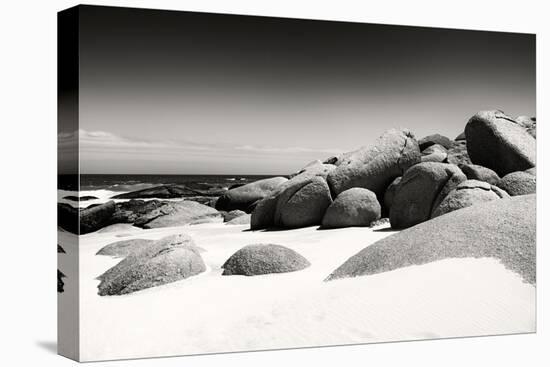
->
[432,179,509,217]
[98,234,205,295]
[215,177,288,212]
[222,210,247,222]
[383,176,401,215]
[250,196,279,230]
[465,110,536,176]
[421,143,448,163]
[226,213,251,225]
[390,162,466,229]
[112,184,226,200]
[321,188,381,228]
[327,129,421,197]
[80,201,117,234]
[222,244,310,276]
[140,201,221,229]
[274,176,332,228]
[96,238,155,258]
[328,195,536,284]
[497,171,536,196]
[418,134,453,150]
[459,164,500,185]
[446,140,472,165]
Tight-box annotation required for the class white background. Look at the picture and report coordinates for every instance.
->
[0,0,548,365]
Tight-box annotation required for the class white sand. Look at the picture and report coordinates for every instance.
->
[61,223,535,361]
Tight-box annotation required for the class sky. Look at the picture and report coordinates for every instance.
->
[74,5,536,175]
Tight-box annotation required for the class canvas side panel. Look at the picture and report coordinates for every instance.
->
[57,6,80,362]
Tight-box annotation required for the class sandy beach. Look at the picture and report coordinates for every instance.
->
[59,222,535,361]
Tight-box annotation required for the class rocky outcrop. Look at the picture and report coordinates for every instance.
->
[58,203,79,234]
[112,184,225,200]
[80,201,117,234]
[141,201,221,229]
[327,195,536,284]
[497,171,536,196]
[465,110,536,176]
[62,195,98,202]
[446,140,471,165]
[98,234,206,295]
[459,164,500,185]
[274,176,332,228]
[431,180,509,217]
[250,196,279,230]
[383,176,401,214]
[222,244,310,276]
[96,239,155,258]
[418,134,453,150]
[421,144,447,163]
[321,188,381,228]
[389,162,466,229]
[326,129,421,197]
[215,177,288,212]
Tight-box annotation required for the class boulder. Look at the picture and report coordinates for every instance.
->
[321,188,381,228]
[57,203,79,234]
[290,160,336,178]
[141,201,221,229]
[465,110,536,176]
[215,177,288,212]
[222,210,247,222]
[327,195,535,284]
[226,214,251,225]
[418,134,453,150]
[250,196,279,230]
[497,171,536,196]
[389,162,466,229]
[446,140,472,165]
[98,234,205,295]
[458,164,500,185]
[431,180,509,217]
[383,176,401,214]
[222,244,310,276]
[111,199,166,224]
[96,223,143,234]
[96,238,155,258]
[80,201,116,234]
[516,116,536,138]
[421,143,447,163]
[327,129,421,197]
[274,176,333,228]
[455,132,466,141]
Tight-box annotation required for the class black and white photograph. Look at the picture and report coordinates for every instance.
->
[53,2,538,364]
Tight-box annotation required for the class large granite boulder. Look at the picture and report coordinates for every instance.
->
[222,210,247,222]
[497,171,536,196]
[274,176,332,228]
[446,140,472,165]
[215,177,288,212]
[458,164,500,185]
[111,199,166,224]
[389,162,466,229]
[58,203,79,234]
[383,176,401,215]
[141,201,221,229]
[96,238,155,258]
[97,234,205,295]
[421,144,447,163]
[222,244,310,276]
[250,196,279,230]
[80,201,116,234]
[327,129,421,197]
[465,110,536,176]
[327,195,536,284]
[321,188,381,228]
[290,160,336,178]
[418,134,453,150]
[432,180,509,217]
[226,213,251,225]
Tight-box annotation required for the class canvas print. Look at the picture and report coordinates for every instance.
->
[57,5,536,362]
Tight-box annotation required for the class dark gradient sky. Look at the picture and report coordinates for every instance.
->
[77,5,536,174]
